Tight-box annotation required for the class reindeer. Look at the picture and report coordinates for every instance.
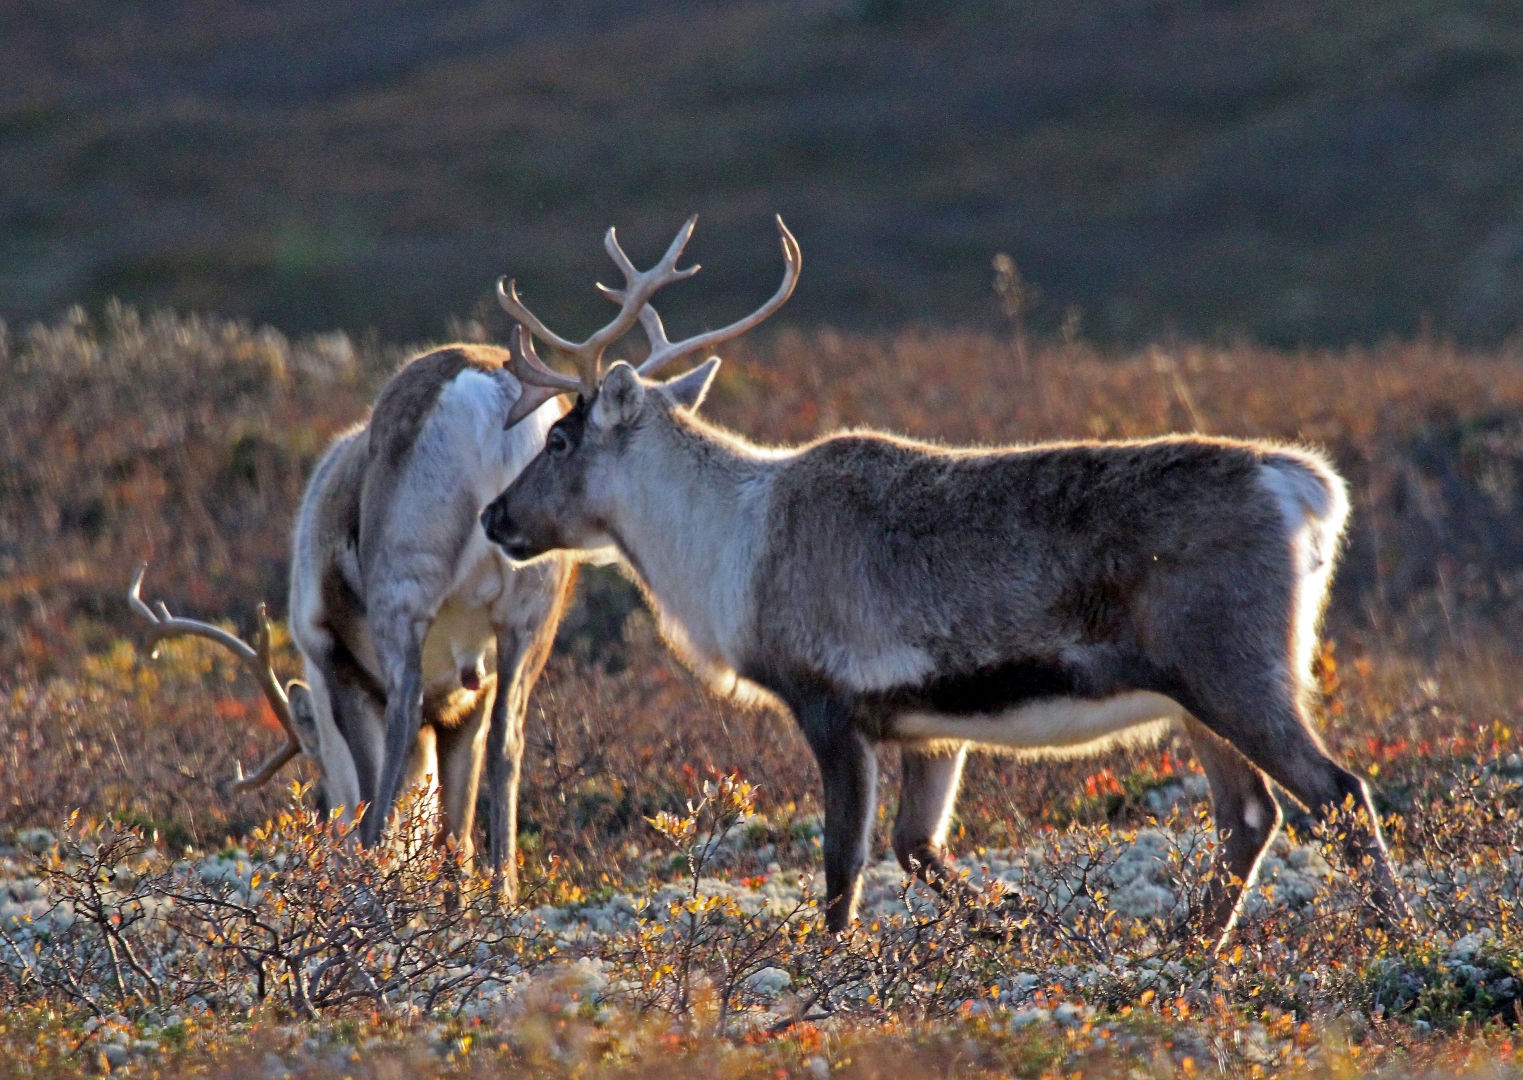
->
[130,337,578,900]
[479,217,1412,942]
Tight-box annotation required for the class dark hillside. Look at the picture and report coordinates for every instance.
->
[4,0,1523,343]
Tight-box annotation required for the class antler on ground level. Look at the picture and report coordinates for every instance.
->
[127,564,306,794]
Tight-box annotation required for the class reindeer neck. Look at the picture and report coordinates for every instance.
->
[610,412,782,669]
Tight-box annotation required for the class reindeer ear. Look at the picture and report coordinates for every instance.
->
[661,357,720,411]
[591,362,646,429]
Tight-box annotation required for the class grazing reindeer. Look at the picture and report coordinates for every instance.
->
[480,217,1411,942]
[290,343,576,897]
[131,340,577,900]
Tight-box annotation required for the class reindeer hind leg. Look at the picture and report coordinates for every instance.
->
[364,622,427,848]
[1174,665,1409,929]
[436,691,492,865]
[1179,715,1281,945]
[893,743,967,883]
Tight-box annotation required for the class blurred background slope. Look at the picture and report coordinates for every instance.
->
[4,0,1523,345]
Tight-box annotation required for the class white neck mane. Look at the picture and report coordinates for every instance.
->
[609,417,784,694]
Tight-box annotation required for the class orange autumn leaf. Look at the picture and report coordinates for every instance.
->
[212,697,247,720]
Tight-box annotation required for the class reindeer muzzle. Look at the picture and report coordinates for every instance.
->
[480,500,536,560]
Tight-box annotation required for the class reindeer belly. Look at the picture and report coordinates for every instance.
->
[887,691,1185,757]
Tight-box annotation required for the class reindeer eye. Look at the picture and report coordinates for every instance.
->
[546,428,572,458]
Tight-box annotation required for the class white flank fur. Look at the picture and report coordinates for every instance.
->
[608,435,782,697]
[289,366,562,815]
[830,643,937,693]
[890,691,1187,759]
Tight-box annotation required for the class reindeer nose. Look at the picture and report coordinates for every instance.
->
[480,500,512,544]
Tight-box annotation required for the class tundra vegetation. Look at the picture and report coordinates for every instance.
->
[6,303,1523,1077]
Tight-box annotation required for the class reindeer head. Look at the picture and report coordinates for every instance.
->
[482,217,799,560]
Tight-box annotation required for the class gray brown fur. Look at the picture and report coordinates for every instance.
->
[483,361,1410,940]
[289,343,575,898]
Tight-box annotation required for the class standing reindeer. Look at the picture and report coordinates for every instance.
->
[131,338,577,900]
[480,216,1412,942]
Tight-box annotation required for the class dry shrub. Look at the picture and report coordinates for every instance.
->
[576,754,1523,1039]
[2,751,1522,1072]
[4,308,1523,939]
[600,773,815,1034]
[9,305,1523,675]
[0,632,325,846]
[0,302,396,677]
[1,800,548,1021]
[10,304,1523,874]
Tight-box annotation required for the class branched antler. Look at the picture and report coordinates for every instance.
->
[128,564,307,794]
[634,216,800,379]
[499,326,582,428]
[496,215,800,427]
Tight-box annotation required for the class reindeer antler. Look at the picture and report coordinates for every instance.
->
[499,326,582,428]
[128,565,307,794]
[635,216,800,379]
[497,215,800,427]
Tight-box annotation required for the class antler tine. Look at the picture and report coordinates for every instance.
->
[504,326,581,428]
[497,217,704,410]
[128,564,305,795]
[572,215,700,383]
[635,215,801,378]
[507,325,582,390]
[495,278,583,356]
[596,215,701,305]
[130,564,255,661]
[228,740,302,795]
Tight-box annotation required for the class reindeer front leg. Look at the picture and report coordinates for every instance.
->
[484,557,574,903]
[796,693,878,932]
[486,629,529,902]
[363,621,427,848]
